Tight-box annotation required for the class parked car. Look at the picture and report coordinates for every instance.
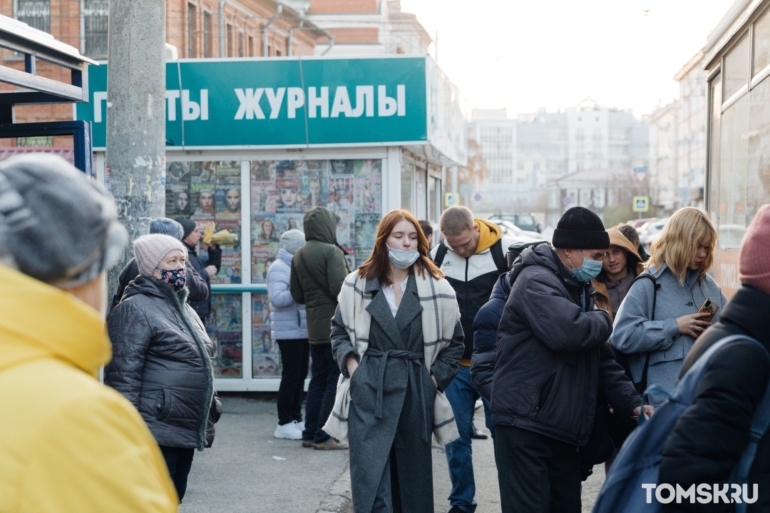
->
[496,220,543,241]
[488,213,541,233]
[639,218,669,252]
[627,217,658,229]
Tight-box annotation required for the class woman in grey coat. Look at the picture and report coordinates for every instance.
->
[613,208,727,406]
[106,234,221,503]
[330,210,464,513]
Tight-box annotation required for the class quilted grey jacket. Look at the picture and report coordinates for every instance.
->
[106,276,219,450]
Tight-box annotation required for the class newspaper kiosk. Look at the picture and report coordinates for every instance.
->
[78,55,466,391]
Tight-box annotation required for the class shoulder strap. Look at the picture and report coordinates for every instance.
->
[491,238,508,274]
[298,250,338,303]
[433,242,448,268]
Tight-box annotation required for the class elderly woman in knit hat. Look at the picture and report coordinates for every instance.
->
[106,234,221,503]
[268,229,309,440]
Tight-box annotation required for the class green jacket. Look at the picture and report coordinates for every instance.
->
[290,207,350,344]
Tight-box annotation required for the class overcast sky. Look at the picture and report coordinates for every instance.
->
[401,0,736,118]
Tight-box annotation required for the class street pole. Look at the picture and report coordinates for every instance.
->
[105,0,167,293]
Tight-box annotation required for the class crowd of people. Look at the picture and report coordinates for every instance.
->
[1,154,769,513]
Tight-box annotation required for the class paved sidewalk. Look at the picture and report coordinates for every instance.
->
[180,395,605,512]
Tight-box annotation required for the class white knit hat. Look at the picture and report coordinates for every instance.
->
[281,229,306,254]
[134,234,187,277]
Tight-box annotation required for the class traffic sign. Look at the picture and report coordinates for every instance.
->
[474,193,482,202]
[563,196,572,206]
[444,192,459,207]
[633,196,649,213]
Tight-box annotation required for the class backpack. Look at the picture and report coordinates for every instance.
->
[506,240,548,268]
[593,334,770,513]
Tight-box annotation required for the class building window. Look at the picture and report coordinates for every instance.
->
[83,0,109,57]
[203,11,212,57]
[16,0,50,33]
[238,30,244,57]
[247,35,254,57]
[226,24,233,57]
[187,3,197,58]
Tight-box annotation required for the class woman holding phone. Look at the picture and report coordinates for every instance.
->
[325,209,464,513]
[613,207,727,406]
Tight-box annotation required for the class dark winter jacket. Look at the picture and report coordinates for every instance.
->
[184,242,222,320]
[290,208,349,344]
[491,245,624,446]
[471,271,510,401]
[105,276,221,450]
[110,258,208,313]
[659,285,770,513]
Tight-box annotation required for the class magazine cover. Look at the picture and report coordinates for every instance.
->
[253,215,280,245]
[167,184,191,218]
[253,295,272,324]
[216,161,241,186]
[190,182,217,221]
[327,177,355,213]
[355,213,379,248]
[275,160,304,180]
[190,161,218,185]
[354,159,383,181]
[275,213,304,238]
[304,160,330,179]
[330,159,355,177]
[344,248,356,272]
[355,177,381,214]
[213,294,242,331]
[276,179,303,213]
[252,247,278,284]
[167,161,191,185]
[251,180,277,214]
[250,160,275,182]
[215,332,243,378]
[253,324,274,354]
[336,213,354,248]
[301,177,327,210]
[213,248,241,284]
[252,354,280,378]
[216,186,242,221]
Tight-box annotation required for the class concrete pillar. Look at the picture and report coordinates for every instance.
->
[106,0,167,291]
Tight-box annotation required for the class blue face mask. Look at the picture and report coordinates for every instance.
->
[570,251,603,282]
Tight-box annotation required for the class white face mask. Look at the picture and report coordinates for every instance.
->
[388,247,420,270]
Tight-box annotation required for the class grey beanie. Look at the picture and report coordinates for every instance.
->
[281,229,306,254]
[150,218,184,240]
[0,154,128,288]
[134,234,187,277]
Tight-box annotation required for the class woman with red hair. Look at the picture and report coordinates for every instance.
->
[324,210,464,513]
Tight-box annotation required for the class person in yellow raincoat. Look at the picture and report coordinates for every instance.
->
[0,155,177,512]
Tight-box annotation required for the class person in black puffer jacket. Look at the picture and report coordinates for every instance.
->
[659,206,770,513]
[106,234,222,503]
[178,218,222,324]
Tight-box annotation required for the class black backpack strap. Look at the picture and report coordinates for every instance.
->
[490,238,508,274]
[629,272,661,392]
[433,242,448,267]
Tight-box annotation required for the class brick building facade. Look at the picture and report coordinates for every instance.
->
[0,0,319,148]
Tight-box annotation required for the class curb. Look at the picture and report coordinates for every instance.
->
[316,460,352,513]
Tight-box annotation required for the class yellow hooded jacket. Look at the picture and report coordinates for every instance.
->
[0,264,177,512]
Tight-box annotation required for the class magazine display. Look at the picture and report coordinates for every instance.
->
[210,294,243,379]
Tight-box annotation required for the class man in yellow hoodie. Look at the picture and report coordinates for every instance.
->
[0,155,177,512]
[430,206,516,513]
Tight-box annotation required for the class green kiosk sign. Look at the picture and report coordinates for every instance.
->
[77,57,430,149]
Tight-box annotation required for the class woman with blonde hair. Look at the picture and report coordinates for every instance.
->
[324,209,464,513]
[613,207,727,405]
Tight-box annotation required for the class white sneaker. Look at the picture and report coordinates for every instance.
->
[294,421,305,432]
[274,422,302,440]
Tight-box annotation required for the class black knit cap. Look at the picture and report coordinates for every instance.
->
[552,207,610,249]
[177,217,197,240]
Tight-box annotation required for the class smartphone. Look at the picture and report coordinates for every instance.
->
[698,298,719,323]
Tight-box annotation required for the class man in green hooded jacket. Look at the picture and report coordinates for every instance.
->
[290,207,350,449]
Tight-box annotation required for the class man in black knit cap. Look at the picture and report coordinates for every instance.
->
[491,207,643,513]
